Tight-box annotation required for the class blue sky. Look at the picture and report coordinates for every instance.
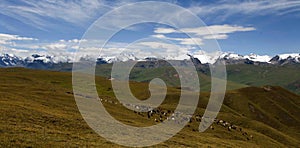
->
[0,0,300,59]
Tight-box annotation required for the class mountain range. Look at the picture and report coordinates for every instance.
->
[0,53,71,69]
[1,52,300,68]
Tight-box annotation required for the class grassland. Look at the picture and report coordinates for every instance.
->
[93,63,300,95]
[0,67,299,147]
[94,64,248,92]
[226,64,300,94]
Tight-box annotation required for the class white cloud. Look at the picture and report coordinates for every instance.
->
[151,34,203,45]
[42,43,68,51]
[151,24,254,46]
[68,39,79,43]
[135,41,191,59]
[138,41,180,50]
[0,46,30,57]
[1,47,29,53]
[0,38,84,59]
[32,38,86,52]
[1,0,299,32]
[177,38,203,45]
[10,48,29,53]
[0,33,37,41]
[153,25,255,37]
[0,33,38,45]
[203,34,228,40]
[151,34,167,39]
[0,0,113,29]
[189,0,300,21]
[180,25,255,36]
[154,28,177,34]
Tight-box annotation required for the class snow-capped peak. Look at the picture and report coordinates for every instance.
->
[1,51,300,67]
[277,53,300,61]
[220,52,244,60]
[0,53,23,66]
[24,54,73,64]
[190,50,223,64]
[99,52,139,63]
[244,53,271,63]
[270,53,300,65]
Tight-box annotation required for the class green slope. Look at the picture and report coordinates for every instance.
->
[43,62,300,94]
[226,64,300,94]
[95,64,248,92]
[93,63,300,94]
[0,68,299,147]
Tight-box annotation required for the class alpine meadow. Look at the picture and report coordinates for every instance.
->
[0,0,300,147]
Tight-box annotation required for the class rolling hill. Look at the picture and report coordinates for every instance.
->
[226,64,300,94]
[0,68,299,147]
[1,52,300,95]
[93,63,300,95]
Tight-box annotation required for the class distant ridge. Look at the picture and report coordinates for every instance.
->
[1,52,300,68]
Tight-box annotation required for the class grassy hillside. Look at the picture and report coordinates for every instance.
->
[0,68,299,147]
[94,64,248,92]
[226,64,300,94]
[93,63,300,94]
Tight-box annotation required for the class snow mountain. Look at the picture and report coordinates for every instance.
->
[0,54,72,69]
[217,53,272,65]
[269,53,300,65]
[0,54,24,67]
[105,53,139,63]
[0,52,299,68]
[96,52,300,65]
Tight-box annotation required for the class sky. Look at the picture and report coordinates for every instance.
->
[0,0,300,60]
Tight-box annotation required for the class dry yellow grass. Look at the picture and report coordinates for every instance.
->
[0,68,299,147]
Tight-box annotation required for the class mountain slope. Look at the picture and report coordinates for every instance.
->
[0,68,299,147]
[226,64,300,94]
[93,63,300,94]
[94,63,248,91]
[223,86,300,140]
